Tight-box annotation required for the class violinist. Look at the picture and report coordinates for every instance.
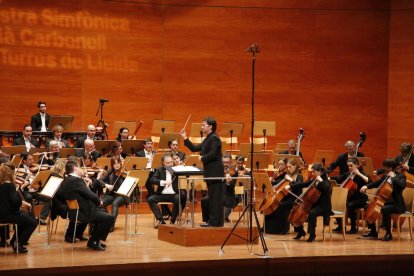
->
[30,101,50,132]
[149,155,186,227]
[18,152,50,225]
[327,141,365,181]
[168,139,186,161]
[0,162,37,253]
[43,140,61,166]
[333,157,370,234]
[81,153,105,195]
[235,155,250,176]
[95,156,128,231]
[107,141,127,162]
[13,124,39,152]
[136,139,156,196]
[46,124,69,148]
[265,158,303,234]
[221,154,239,223]
[289,163,332,242]
[75,139,102,161]
[360,158,406,241]
[172,152,183,166]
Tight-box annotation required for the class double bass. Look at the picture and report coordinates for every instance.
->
[288,176,322,227]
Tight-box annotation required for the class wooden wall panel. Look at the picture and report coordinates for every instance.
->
[0,0,396,167]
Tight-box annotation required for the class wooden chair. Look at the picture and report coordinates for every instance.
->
[390,187,414,240]
[233,186,245,221]
[325,186,348,241]
[65,199,80,250]
[0,223,18,254]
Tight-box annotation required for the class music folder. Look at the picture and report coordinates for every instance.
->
[115,176,139,197]
[39,175,64,199]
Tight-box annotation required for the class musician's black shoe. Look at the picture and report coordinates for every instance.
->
[332,226,342,232]
[200,223,212,227]
[293,230,306,240]
[381,233,393,241]
[12,244,28,254]
[361,231,378,239]
[0,241,9,247]
[346,228,358,234]
[87,240,105,251]
[306,233,316,242]
[154,219,166,229]
[225,217,231,223]
[163,215,171,221]
[99,241,106,248]
[77,236,88,241]
[170,219,176,224]
[65,236,75,243]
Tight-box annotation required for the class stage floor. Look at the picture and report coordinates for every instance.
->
[1,212,413,273]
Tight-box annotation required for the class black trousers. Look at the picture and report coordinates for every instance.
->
[0,211,37,245]
[302,205,329,235]
[147,193,186,221]
[336,196,367,229]
[65,221,88,239]
[367,203,403,233]
[89,211,115,242]
[202,181,224,226]
[102,194,128,222]
[265,200,294,234]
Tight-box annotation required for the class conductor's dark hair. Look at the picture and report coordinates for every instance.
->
[203,117,217,132]
[37,101,46,108]
[382,158,397,170]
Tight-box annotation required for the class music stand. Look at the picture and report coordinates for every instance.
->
[29,148,48,155]
[115,176,138,197]
[253,121,276,151]
[39,175,63,199]
[184,154,203,168]
[96,157,112,171]
[190,123,203,141]
[113,121,137,137]
[275,143,288,151]
[220,122,244,152]
[357,157,374,177]
[94,140,117,156]
[312,150,335,168]
[1,145,26,156]
[122,139,144,155]
[31,170,52,191]
[239,143,261,157]
[254,172,273,195]
[11,154,21,166]
[48,115,74,131]
[128,169,150,203]
[273,154,302,166]
[151,152,165,169]
[158,133,181,150]
[246,152,271,171]
[124,157,148,170]
[151,120,175,134]
[59,147,76,158]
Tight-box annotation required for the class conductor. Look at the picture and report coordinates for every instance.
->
[180,117,224,227]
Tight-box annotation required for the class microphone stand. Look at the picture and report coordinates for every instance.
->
[220,43,269,257]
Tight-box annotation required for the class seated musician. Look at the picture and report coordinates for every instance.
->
[0,157,11,247]
[279,140,307,166]
[136,139,156,196]
[149,155,186,227]
[116,127,130,142]
[265,158,303,234]
[75,124,100,148]
[17,152,50,225]
[99,156,128,231]
[75,139,102,162]
[287,163,332,242]
[168,139,186,161]
[30,101,50,132]
[13,124,39,151]
[333,157,370,234]
[360,158,406,241]
[107,141,127,162]
[0,162,37,253]
[60,159,115,251]
[43,140,61,166]
[327,141,365,181]
[46,124,69,148]
[375,142,414,176]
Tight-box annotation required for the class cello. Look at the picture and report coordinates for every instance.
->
[339,159,366,197]
[288,175,322,227]
[258,177,291,215]
[364,174,393,224]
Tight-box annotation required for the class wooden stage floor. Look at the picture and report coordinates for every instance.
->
[1,211,414,275]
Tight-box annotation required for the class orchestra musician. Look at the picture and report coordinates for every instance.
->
[288,163,332,242]
[45,124,69,148]
[75,139,102,162]
[327,141,365,180]
[116,127,130,142]
[332,157,370,234]
[0,157,11,247]
[221,154,239,223]
[60,159,115,251]
[265,158,303,234]
[30,101,50,132]
[42,140,61,166]
[149,155,186,228]
[375,142,414,176]
[360,159,406,241]
[0,161,37,253]
[75,124,101,148]
[168,139,186,161]
[107,141,127,162]
[13,124,39,151]
[181,117,225,227]
[135,139,156,197]
[99,156,128,231]
[279,140,307,166]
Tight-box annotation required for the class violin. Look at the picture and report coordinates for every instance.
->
[115,169,128,177]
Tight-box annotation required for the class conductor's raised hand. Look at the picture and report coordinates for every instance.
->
[180,129,188,140]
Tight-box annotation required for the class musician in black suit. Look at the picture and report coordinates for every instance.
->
[135,139,156,197]
[181,117,224,227]
[75,125,101,148]
[375,142,414,176]
[30,101,50,131]
[327,141,365,179]
[289,163,332,242]
[46,124,69,148]
[168,139,186,161]
[360,158,406,241]
[149,155,186,227]
[13,124,39,152]
[75,139,102,162]
[279,140,307,164]
[0,162,37,253]
[60,160,115,251]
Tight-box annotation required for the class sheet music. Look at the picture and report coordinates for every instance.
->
[39,176,63,198]
[171,165,202,172]
[115,176,137,197]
